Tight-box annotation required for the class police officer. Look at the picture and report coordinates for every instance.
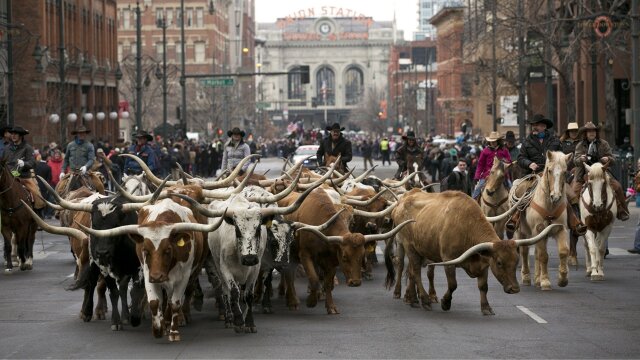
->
[60,125,95,180]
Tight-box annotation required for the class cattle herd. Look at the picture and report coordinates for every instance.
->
[7,151,603,342]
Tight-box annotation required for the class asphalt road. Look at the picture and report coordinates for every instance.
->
[1,157,639,359]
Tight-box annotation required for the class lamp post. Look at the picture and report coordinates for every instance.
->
[180,0,187,136]
[135,1,143,131]
[58,0,67,145]
[157,16,168,140]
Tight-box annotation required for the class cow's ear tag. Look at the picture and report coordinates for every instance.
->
[177,238,186,247]
[366,243,376,253]
[265,220,273,228]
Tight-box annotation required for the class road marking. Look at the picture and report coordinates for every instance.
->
[516,305,547,324]
[66,273,75,278]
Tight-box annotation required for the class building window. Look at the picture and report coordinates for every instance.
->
[176,8,182,27]
[316,67,335,106]
[175,41,182,61]
[167,9,174,25]
[187,8,193,27]
[344,67,364,105]
[123,9,130,29]
[156,8,163,22]
[156,42,164,59]
[196,8,204,27]
[131,42,137,56]
[117,43,123,61]
[195,42,205,63]
[287,66,307,104]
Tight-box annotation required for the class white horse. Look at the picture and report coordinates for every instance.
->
[480,157,511,238]
[509,151,572,290]
[578,162,616,281]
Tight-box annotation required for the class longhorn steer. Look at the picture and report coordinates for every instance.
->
[387,189,561,315]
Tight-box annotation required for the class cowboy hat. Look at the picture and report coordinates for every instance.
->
[71,125,91,135]
[566,122,579,131]
[227,127,246,137]
[485,131,503,142]
[133,129,153,141]
[527,114,554,129]
[326,123,345,132]
[9,126,29,135]
[402,131,416,140]
[0,126,12,134]
[579,121,600,133]
[505,130,517,142]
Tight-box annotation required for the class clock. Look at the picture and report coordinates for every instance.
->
[319,23,331,35]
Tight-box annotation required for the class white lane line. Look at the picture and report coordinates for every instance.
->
[66,273,75,278]
[517,305,547,324]
[33,252,50,260]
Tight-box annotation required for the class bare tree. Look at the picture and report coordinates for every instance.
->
[350,87,387,137]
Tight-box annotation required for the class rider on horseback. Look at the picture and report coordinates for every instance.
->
[0,126,45,210]
[471,131,511,199]
[317,123,352,171]
[124,129,158,176]
[60,125,95,180]
[506,114,587,236]
[573,122,629,221]
[393,131,424,180]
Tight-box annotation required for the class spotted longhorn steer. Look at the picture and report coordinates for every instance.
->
[387,189,561,315]
[80,193,225,341]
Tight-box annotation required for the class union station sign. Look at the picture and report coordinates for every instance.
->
[276,6,374,28]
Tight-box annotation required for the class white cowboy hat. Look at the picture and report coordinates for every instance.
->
[566,122,579,131]
[485,131,503,142]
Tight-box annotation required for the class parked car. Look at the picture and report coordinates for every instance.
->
[291,145,320,170]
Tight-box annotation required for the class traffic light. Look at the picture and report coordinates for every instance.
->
[217,128,223,136]
[512,102,518,112]
[486,103,493,115]
[299,65,310,84]
[176,105,181,120]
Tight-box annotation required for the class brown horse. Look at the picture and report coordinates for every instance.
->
[324,154,346,174]
[0,161,38,272]
[480,157,511,238]
[56,171,105,199]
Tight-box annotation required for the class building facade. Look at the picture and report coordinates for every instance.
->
[414,0,463,40]
[116,0,255,141]
[257,16,401,134]
[12,0,120,149]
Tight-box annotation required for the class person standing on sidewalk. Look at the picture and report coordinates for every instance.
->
[629,216,640,254]
[380,137,390,166]
[361,139,374,170]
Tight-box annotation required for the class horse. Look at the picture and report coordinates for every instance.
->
[324,154,346,174]
[579,162,616,281]
[0,161,38,272]
[480,157,511,238]
[508,151,572,290]
[404,153,429,190]
[55,170,105,199]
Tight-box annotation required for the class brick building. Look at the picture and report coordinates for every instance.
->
[12,0,120,150]
[430,6,473,137]
[117,0,255,141]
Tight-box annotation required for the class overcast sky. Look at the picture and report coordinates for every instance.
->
[254,0,417,40]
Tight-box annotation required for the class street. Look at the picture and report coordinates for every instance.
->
[1,157,639,358]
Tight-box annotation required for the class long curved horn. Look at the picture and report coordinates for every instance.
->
[41,197,64,211]
[353,165,377,183]
[170,193,231,218]
[121,175,171,212]
[291,208,346,230]
[421,183,440,192]
[363,219,415,241]
[77,222,141,238]
[36,175,93,212]
[108,170,151,202]
[175,163,194,179]
[382,172,418,188]
[284,157,304,176]
[246,167,303,203]
[202,162,258,199]
[171,209,227,233]
[295,226,345,244]
[331,166,355,186]
[428,242,495,267]
[514,224,563,247]
[296,158,341,190]
[121,153,176,186]
[328,178,346,195]
[485,195,525,223]
[260,177,321,216]
[21,200,87,239]
[344,188,389,207]
[202,154,261,188]
[353,202,398,218]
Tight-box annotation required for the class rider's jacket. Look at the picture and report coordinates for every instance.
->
[574,137,614,181]
[63,139,95,171]
[1,141,35,178]
[517,130,561,174]
[395,144,423,172]
[317,135,353,169]
[474,146,511,181]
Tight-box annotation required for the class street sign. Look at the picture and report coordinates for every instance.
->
[199,78,235,87]
[256,102,271,109]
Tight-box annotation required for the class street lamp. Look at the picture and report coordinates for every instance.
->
[157,16,169,141]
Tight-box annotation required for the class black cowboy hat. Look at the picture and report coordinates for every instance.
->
[326,123,345,132]
[133,129,153,141]
[402,131,416,140]
[0,125,12,134]
[9,126,29,136]
[227,127,246,137]
[505,130,517,142]
[71,125,91,135]
[527,114,554,129]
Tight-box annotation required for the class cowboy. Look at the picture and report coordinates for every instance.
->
[124,130,158,175]
[507,114,586,236]
[573,121,629,221]
[317,122,352,171]
[471,131,511,199]
[221,127,251,174]
[60,125,95,180]
[394,131,423,179]
[0,126,45,209]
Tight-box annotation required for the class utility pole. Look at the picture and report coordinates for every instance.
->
[158,17,168,140]
[135,1,142,130]
[180,0,187,136]
[491,0,498,131]
[6,0,13,127]
[545,0,554,123]
[517,0,526,142]
[58,0,67,145]
[632,0,640,162]
[590,0,599,126]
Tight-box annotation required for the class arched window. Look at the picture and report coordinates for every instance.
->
[287,66,306,105]
[316,67,335,106]
[344,67,364,105]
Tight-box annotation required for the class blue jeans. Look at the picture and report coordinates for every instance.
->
[633,215,640,251]
[472,178,486,199]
